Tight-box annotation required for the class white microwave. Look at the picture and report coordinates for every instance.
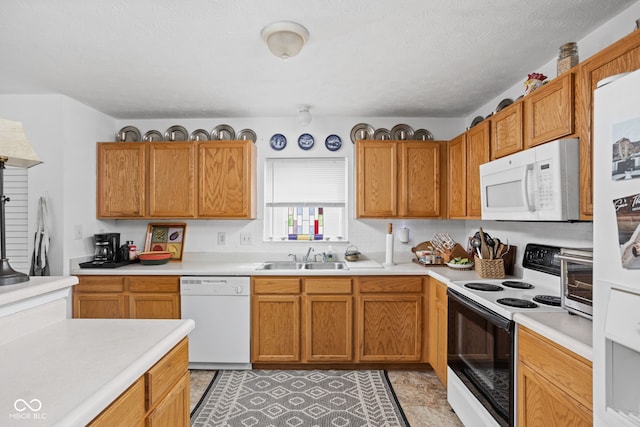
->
[479,138,580,221]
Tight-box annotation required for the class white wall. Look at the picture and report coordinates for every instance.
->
[0,94,114,275]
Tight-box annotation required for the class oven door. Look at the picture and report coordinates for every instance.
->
[448,288,514,427]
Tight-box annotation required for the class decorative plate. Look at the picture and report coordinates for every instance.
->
[390,124,414,140]
[350,123,374,143]
[270,133,287,151]
[211,124,235,141]
[116,126,141,142]
[413,129,434,141]
[143,130,163,142]
[164,125,188,141]
[189,129,210,141]
[446,261,474,270]
[298,133,315,150]
[470,116,484,128]
[325,134,342,151]
[496,98,514,112]
[373,128,391,140]
[237,128,257,143]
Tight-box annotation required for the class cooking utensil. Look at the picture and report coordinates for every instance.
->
[479,227,490,259]
[470,236,482,258]
[344,245,361,262]
[493,238,501,258]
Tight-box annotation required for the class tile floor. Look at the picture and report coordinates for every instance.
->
[189,369,463,426]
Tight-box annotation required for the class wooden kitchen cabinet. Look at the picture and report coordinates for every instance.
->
[90,338,190,427]
[466,121,491,218]
[524,72,575,149]
[73,275,180,319]
[576,29,640,220]
[252,277,302,362]
[447,133,467,219]
[197,140,257,219]
[148,142,196,218]
[356,276,423,362]
[97,142,147,218]
[428,278,448,386]
[304,278,353,362]
[517,325,592,427]
[491,101,523,159]
[356,140,445,218]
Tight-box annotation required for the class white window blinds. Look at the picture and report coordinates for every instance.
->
[265,158,347,206]
[4,167,28,272]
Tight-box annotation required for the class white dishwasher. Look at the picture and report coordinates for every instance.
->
[180,276,251,370]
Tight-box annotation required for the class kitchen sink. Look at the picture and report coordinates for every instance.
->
[256,261,348,270]
[303,262,348,270]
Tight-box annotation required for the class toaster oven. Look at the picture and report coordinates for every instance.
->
[559,248,593,319]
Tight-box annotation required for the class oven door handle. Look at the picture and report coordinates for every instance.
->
[447,288,512,331]
[558,253,593,265]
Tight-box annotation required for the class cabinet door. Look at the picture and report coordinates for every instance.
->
[576,31,640,220]
[89,377,145,427]
[491,102,523,159]
[148,142,196,218]
[356,140,398,217]
[252,295,301,362]
[518,363,592,427]
[197,141,256,218]
[97,143,147,218]
[305,295,353,362]
[358,295,422,361]
[129,293,180,319]
[73,294,127,318]
[429,279,448,385]
[466,121,491,218]
[524,72,574,148]
[146,372,190,427]
[400,141,443,217]
[448,133,467,218]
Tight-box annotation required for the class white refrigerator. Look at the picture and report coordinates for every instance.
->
[593,68,640,426]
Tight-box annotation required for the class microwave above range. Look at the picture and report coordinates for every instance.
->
[479,138,579,221]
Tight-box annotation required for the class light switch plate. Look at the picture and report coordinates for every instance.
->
[240,232,252,246]
[217,232,226,245]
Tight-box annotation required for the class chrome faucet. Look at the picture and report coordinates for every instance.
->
[288,253,297,262]
[314,253,327,263]
[303,247,314,262]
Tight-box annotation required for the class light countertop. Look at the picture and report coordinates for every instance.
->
[1,318,194,426]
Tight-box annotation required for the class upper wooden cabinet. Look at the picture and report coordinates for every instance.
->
[356,140,445,218]
[197,141,257,218]
[448,120,490,219]
[576,30,640,220]
[491,101,523,159]
[524,72,575,149]
[97,143,147,217]
[148,142,196,218]
[97,140,256,219]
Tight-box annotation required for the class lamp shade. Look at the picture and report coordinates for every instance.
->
[261,21,309,59]
[0,118,41,168]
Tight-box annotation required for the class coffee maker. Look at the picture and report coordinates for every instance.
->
[93,233,121,263]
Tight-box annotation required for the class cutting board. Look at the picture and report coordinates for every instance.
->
[346,260,383,269]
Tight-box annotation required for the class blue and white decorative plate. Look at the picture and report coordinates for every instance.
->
[298,133,315,150]
[270,133,287,151]
[325,134,342,151]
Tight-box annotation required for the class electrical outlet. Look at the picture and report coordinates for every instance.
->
[217,232,226,245]
[240,232,252,246]
[73,224,83,240]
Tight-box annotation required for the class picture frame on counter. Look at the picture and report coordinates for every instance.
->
[144,222,186,261]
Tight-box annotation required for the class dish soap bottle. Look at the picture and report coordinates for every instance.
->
[327,246,335,261]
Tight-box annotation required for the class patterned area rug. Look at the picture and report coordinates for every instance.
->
[191,370,409,427]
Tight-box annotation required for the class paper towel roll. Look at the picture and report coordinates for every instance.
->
[399,227,409,243]
[384,233,395,265]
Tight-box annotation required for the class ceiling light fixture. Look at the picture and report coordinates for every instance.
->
[261,21,309,59]
[297,105,312,127]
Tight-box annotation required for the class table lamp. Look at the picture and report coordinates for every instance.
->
[0,118,42,286]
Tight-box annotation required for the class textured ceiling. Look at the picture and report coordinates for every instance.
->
[0,0,635,119]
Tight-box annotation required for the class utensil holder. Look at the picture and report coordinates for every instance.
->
[474,256,505,279]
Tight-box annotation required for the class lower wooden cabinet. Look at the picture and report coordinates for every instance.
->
[517,325,592,426]
[428,277,448,385]
[252,275,425,366]
[73,276,180,319]
[89,338,189,427]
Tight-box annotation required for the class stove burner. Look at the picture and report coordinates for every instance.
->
[464,283,504,292]
[501,280,534,289]
[533,295,561,307]
[497,298,538,308]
